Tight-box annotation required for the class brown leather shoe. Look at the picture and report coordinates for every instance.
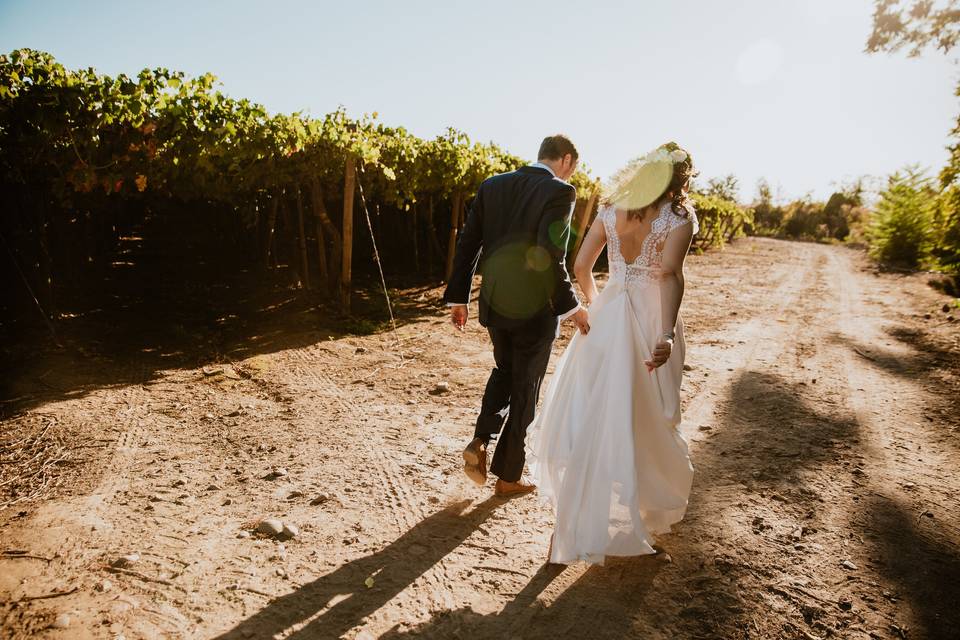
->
[494,478,536,498]
[462,438,487,486]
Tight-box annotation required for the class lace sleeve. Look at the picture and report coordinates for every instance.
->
[672,203,699,236]
[596,204,613,233]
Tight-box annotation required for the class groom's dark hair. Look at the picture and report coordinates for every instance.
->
[537,134,578,162]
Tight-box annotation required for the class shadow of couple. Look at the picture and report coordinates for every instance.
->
[212,495,665,640]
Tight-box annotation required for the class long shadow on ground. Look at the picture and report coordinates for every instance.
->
[860,494,960,639]
[703,370,861,488]
[208,362,958,638]
[212,498,501,640]
[377,557,664,640]
[215,368,872,640]
[832,329,960,452]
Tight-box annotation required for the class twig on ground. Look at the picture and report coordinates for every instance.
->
[14,586,78,602]
[226,584,274,597]
[1,550,54,562]
[473,565,528,577]
[786,583,833,605]
[105,566,185,590]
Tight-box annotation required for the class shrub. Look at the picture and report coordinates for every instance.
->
[689,192,753,250]
[932,185,960,272]
[867,169,936,268]
[782,200,825,239]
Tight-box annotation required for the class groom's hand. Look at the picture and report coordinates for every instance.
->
[450,305,468,331]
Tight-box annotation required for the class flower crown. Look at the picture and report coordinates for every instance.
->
[639,147,689,166]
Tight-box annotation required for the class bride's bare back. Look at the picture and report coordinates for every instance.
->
[612,208,655,264]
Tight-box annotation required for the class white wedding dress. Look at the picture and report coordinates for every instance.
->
[525,201,697,565]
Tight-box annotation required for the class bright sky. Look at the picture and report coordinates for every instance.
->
[2,0,957,201]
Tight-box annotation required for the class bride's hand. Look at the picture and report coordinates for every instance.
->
[644,337,673,371]
[571,307,590,335]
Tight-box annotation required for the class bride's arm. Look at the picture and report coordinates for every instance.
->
[658,221,695,336]
[573,216,607,305]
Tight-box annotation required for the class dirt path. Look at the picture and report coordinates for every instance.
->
[1,238,958,640]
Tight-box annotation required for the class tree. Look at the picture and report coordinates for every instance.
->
[867,2,960,272]
[866,0,960,56]
[751,178,784,234]
[705,175,740,202]
[822,182,864,240]
[756,178,774,207]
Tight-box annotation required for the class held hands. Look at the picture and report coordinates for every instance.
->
[645,335,674,372]
[450,305,468,331]
[571,307,590,335]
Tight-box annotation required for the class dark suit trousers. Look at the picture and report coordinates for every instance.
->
[474,322,557,482]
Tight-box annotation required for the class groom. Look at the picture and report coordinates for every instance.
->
[443,134,591,498]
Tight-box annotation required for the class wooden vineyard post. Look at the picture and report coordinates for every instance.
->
[341,156,357,311]
[444,190,462,282]
[571,191,599,267]
[264,194,278,268]
[295,185,311,290]
[411,202,419,272]
[310,176,341,292]
[314,211,328,293]
[426,195,442,274]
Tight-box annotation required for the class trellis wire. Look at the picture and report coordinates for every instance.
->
[355,164,404,362]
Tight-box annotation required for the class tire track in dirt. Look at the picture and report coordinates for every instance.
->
[314,348,462,609]
[83,365,227,638]
[285,346,460,617]
[0,356,194,636]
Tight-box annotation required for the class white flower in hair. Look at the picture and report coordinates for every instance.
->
[643,149,670,164]
[670,149,688,163]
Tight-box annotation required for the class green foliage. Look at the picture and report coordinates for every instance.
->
[866,2,960,275]
[750,179,785,234]
[931,183,960,270]
[0,48,613,320]
[868,168,937,267]
[867,0,960,57]
[938,80,960,190]
[689,192,753,250]
[0,48,598,216]
[748,179,864,242]
[704,174,740,202]
[822,187,864,240]
[782,200,827,239]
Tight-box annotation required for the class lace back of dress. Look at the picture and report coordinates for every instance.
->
[601,202,698,286]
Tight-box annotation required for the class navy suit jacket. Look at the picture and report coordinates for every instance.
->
[442,166,579,329]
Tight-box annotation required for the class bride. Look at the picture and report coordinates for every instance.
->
[525,142,698,565]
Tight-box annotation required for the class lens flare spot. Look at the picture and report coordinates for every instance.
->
[547,220,569,250]
[525,245,551,272]
[480,242,554,320]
